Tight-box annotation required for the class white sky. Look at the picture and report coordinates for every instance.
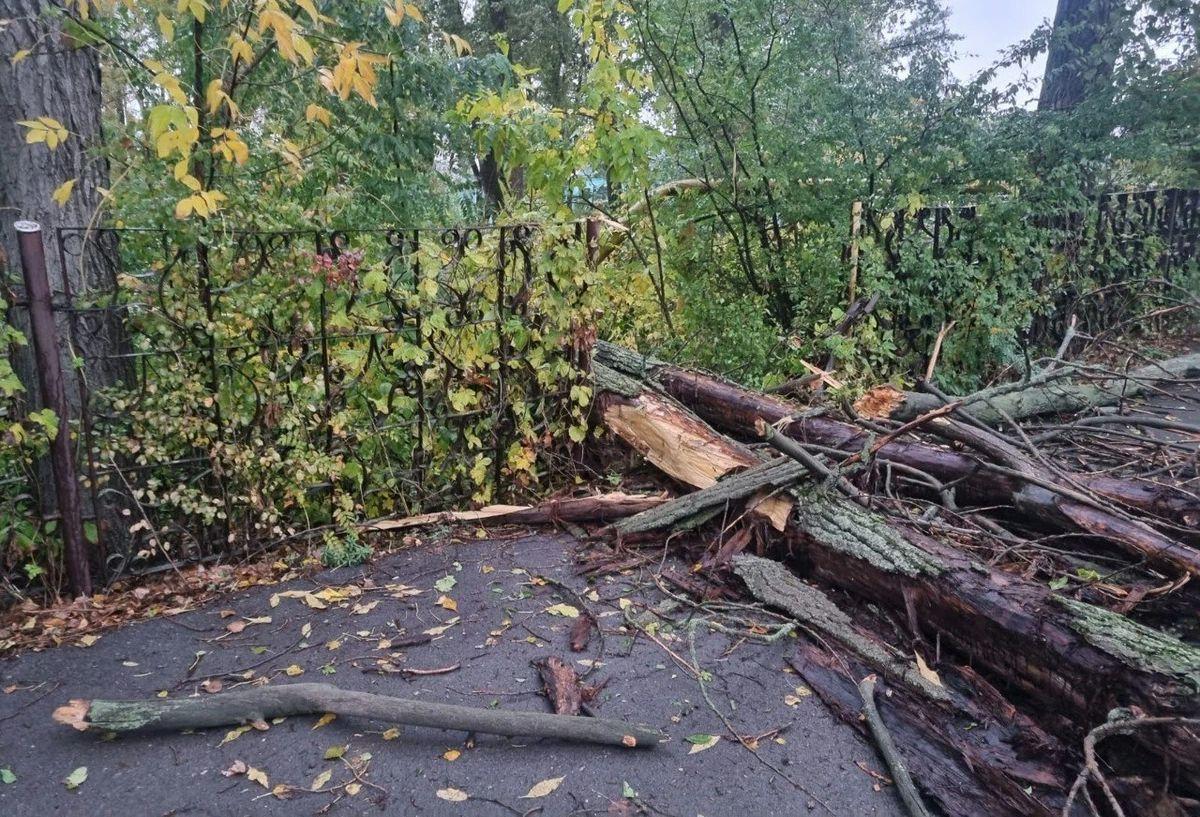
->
[947,0,1057,103]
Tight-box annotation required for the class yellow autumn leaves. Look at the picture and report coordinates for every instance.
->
[20,1,444,222]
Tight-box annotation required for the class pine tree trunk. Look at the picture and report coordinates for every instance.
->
[0,0,129,568]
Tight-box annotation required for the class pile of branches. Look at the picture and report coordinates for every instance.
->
[586,339,1200,817]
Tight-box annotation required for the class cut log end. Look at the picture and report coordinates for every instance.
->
[854,385,906,419]
[52,699,92,732]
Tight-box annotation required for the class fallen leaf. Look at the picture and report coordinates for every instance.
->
[434,575,457,593]
[201,678,223,693]
[521,776,565,798]
[247,766,269,788]
[220,725,252,745]
[437,787,469,802]
[1,768,16,784]
[622,781,637,798]
[544,603,579,618]
[284,664,304,677]
[442,749,461,761]
[326,639,341,651]
[313,713,336,729]
[78,634,99,647]
[63,766,88,790]
[271,784,292,799]
[423,617,459,636]
[784,685,812,706]
[352,600,380,615]
[301,622,313,638]
[437,595,458,612]
[311,769,332,790]
[345,782,362,795]
[324,744,347,760]
[382,727,401,740]
[226,620,246,634]
[222,760,248,777]
[686,734,720,754]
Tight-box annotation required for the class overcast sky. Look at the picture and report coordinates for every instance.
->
[947,0,1057,103]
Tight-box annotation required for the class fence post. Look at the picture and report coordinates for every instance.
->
[13,220,93,597]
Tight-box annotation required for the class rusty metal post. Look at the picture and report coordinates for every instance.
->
[14,220,93,597]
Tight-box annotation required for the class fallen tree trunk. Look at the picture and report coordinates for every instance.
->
[593,342,1200,572]
[735,555,1069,817]
[53,682,664,747]
[856,351,1200,426]
[590,349,1200,782]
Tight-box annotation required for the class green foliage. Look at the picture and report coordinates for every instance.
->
[3,0,1198,588]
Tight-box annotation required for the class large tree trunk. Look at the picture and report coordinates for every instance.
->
[1038,0,1116,112]
[0,1,129,570]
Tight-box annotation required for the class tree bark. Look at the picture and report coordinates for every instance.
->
[0,0,129,561]
[1038,0,1116,112]
[53,682,665,747]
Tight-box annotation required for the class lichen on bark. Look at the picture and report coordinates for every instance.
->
[796,490,944,578]
[1055,595,1200,692]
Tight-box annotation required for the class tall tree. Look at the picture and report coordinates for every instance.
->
[1038,0,1116,111]
[0,0,128,565]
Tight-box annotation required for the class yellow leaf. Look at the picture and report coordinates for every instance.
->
[442,748,461,761]
[246,766,269,789]
[312,712,336,729]
[687,734,720,754]
[296,0,320,23]
[544,603,579,618]
[156,13,174,39]
[52,179,76,206]
[305,103,332,126]
[284,664,304,676]
[19,117,68,150]
[436,788,469,802]
[405,4,425,23]
[219,725,251,745]
[205,78,224,114]
[521,776,564,799]
[11,49,31,65]
[436,594,458,612]
[384,0,404,26]
[345,782,362,796]
[381,727,401,740]
[310,769,332,790]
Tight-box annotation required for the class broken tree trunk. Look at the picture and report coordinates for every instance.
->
[53,683,664,747]
[592,342,1200,572]
[856,351,1200,426]
[590,349,1200,781]
[734,555,1069,817]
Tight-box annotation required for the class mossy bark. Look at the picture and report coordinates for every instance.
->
[55,683,664,747]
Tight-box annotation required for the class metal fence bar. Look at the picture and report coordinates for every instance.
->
[14,220,92,596]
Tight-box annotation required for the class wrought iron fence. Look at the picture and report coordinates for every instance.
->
[866,188,1200,349]
[6,221,597,585]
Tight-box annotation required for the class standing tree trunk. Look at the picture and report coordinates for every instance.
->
[1038,0,1116,111]
[0,0,129,577]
